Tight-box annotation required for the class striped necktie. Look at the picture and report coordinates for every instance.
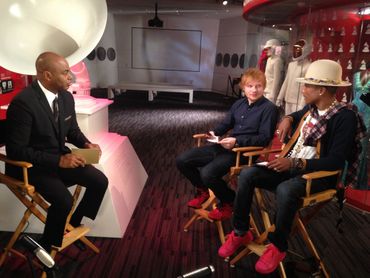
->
[52,96,59,123]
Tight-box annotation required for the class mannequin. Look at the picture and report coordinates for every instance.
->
[263,39,284,103]
[351,62,370,189]
[276,39,311,114]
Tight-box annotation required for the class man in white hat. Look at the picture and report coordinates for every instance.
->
[218,59,366,274]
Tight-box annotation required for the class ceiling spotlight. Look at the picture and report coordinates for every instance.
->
[222,1,228,6]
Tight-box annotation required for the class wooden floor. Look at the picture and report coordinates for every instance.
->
[0,91,369,278]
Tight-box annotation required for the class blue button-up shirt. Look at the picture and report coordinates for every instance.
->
[213,96,278,147]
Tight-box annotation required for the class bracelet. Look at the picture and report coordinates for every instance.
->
[292,158,306,170]
[282,115,293,123]
[301,158,307,170]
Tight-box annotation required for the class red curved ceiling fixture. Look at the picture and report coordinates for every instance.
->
[242,0,368,25]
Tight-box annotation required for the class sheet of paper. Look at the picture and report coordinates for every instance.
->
[71,148,100,164]
[207,136,219,143]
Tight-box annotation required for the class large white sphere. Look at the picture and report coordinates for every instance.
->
[0,0,107,75]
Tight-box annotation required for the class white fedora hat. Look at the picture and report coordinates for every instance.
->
[296,59,351,87]
[264,38,281,49]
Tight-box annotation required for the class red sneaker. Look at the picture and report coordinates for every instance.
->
[218,230,253,258]
[208,203,233,221]
[187,188,210,209]
[255,244,286,274]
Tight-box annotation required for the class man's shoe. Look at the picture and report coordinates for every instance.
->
[218,230,253,258]
[255,243,286,274]
[187,188,210,209]
[208,203,233,221]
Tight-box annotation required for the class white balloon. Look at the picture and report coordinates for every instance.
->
[0,0,107,75]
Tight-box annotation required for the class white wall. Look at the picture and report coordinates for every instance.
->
[212,17,290,95]
[114,14,219,91]
[212,16,250,95]
[84,12,290,95]
[85,13,118,88]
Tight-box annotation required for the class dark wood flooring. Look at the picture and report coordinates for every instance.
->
[0,91,369,278]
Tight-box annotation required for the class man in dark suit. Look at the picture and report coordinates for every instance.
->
[6,52,108,252]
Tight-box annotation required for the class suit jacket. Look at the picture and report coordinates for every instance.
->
[6,81,89,171]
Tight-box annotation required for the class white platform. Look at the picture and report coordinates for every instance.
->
[73,94,113,138]
[107,82,194,103]
[0,95,148,238]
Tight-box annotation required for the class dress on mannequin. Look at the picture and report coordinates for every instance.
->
[276,39,311,115]
[263,39,284,103]
[352,68,370,189]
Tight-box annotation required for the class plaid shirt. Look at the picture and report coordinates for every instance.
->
[304,102,367,188]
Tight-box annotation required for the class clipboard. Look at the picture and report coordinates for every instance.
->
[71,148,100,164]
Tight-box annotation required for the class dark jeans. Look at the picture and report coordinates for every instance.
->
[28,165,108,248]
[233,166,336,251]
[176,144,247,204]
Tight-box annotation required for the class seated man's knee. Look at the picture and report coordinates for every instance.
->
[98,171,109,189]
[238,167,261,191]
[91,169,109,194]
[275,182,302,203]
[199,167,216,185]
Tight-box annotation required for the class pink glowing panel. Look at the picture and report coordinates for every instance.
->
[69,61,91,95]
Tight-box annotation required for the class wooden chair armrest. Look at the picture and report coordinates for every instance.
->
[192,133,208,147]
[230,146,273,177]
[242,148,282,158]
[231,146,264,153]
[192,133,207,139]
[231,146,265,171]
[302,170,340,197]
[0,153,33,168]
[302,170,341,181]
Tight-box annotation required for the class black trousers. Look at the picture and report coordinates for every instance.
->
[176,144,248,204]
[233,166,336,251]
[27,165,108,247]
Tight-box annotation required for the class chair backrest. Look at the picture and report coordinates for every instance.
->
[278,111,310,158]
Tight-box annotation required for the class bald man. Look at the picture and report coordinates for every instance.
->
[6,52,108,252]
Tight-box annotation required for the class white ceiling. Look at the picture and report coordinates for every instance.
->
[106,0,245,19]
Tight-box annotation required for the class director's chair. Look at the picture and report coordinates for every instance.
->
[227,117,340,277]
[0,120,99,277]
[183,133,265,243]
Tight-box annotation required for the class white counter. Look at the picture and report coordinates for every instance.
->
[0,95,148,238]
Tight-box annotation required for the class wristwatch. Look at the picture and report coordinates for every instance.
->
[296,158,305,170]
